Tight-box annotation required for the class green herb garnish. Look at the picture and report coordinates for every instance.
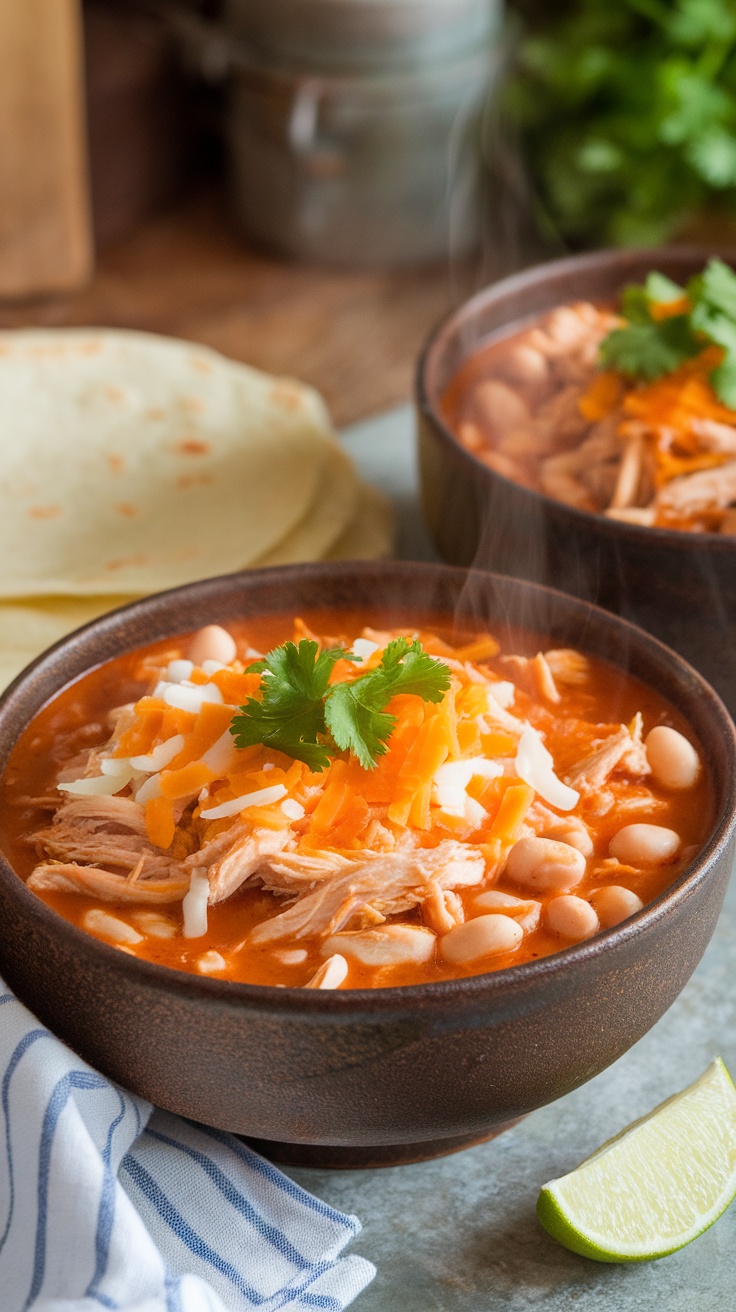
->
[229,637,451,771]
[599,258,736,405]
[507,1,736,249]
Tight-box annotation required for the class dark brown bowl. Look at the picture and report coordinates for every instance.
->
[0,561,734,1168]
[417,247,736,717]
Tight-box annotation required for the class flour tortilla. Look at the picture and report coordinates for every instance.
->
[0,481,395,692]
[0,329,350,597]
[0,596,132,693]
[327,482,395,560]
[253,441,360,566]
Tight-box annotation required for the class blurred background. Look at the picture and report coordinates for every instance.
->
[2,0,735,424]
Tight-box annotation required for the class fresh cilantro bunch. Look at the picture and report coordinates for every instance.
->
[507,0,736,247]
[599,257,736,405]
[229,637,451,771]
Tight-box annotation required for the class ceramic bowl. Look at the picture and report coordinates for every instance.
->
[0,561,734,1168]
[416,247,736,717]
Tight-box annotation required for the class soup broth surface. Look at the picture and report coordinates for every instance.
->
[0,609,713,989]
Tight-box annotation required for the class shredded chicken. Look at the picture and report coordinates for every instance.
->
[249,839,485,943]
[29,795,172,871]
[565,725,649,792]
[690,417,736,454]
[656,459,736,515]
[28,863,189,903]
[194,826,294,903]
[422,885,465,935]
[543,649,591,686]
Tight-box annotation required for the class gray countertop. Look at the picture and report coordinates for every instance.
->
[285,406,736,1310]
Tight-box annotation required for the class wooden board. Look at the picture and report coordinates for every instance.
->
[0,187,462,425]
[0,0,93,298]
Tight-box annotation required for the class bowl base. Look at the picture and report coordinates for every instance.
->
[242,1118,523,1169]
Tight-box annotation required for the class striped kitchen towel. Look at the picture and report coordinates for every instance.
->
[0,981,375,1312]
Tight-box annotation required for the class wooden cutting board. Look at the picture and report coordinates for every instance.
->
[0,0,93,298]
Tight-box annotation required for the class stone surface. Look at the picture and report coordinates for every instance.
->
[290,863,736,1311]
[289,404,736,1308]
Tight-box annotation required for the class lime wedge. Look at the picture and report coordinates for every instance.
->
[537,1058,736,1262]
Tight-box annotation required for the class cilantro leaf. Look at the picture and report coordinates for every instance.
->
[324,638,451,770]
[712,355,736,408]
[230,640,352,770]
[323,683,396,771]
[644,271,686,304]
[371,638,452,702]
[599,315,699,379]
[230,636,450,772]
[691,256,736,320]
[620,284,654,325]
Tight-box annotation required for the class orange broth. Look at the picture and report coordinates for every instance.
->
[0,609,714,989]
[442,301,736,533]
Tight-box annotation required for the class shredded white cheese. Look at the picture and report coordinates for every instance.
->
[162,682,224,714]
[487,680,516,709]
[196,950,226,974]
[201,729,237,775]
[134,773,162,805]
[281,798,305,821]
[352,638,380,662]
[167,659,194,684]
[514,726,579,812]
[182,869,210,938]
[130,734,185,773]
[58,768,136,797]
[100,757,137,778]
[199,783,288,820]
[432,757,503,816]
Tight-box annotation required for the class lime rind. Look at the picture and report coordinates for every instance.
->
[537,1058,736,1262]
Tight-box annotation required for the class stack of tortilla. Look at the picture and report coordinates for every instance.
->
[0,329,393,689]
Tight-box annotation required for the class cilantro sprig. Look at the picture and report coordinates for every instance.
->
[229,637,451,771]
[507,2,736,249]
[599,258,736,406]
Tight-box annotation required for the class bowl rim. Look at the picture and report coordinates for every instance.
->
[416,244,736,555]
[1,557,734,1018]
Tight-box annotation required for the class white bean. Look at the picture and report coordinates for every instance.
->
[129,911,177,939]
[505,836,586,892]
[473,380,531,435]
[323,924,435,967]
[609,823,680,865]
[546,895,599,943]
[558,826,594,857]
[305,954,349,989]
[474,890,535,912]
[475,889,542,932]
[591,885,644,929]
[83,909,142,945]
[645,726,700,790]
[188,624,237,667]
[499,343,549,388]
[440,914,523,964]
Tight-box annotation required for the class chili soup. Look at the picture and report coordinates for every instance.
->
[443,259,736,534]
[0,611,712,991]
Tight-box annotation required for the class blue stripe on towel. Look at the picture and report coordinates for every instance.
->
[86,1088,127,1304]
[121,1155,268,1304]
[25,1069,109,1310]
[197,1126,360,1233]
[298,1296,342,1311]
[1,1029,49,1253]
[0,980,374,1312]
[164,1268,184,1312]
[144,1126,315,1270]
